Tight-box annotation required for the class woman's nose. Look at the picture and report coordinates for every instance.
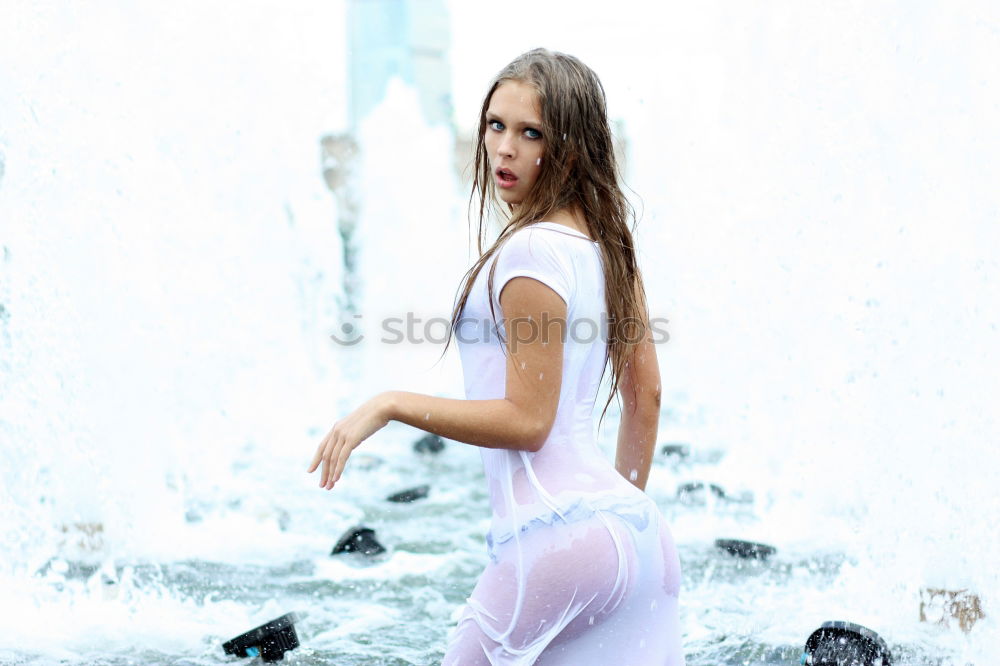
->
[497,132,515,158]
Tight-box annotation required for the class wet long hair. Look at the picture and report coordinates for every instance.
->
[439,48,652,429]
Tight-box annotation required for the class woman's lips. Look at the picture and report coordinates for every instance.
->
[496,170,519,188]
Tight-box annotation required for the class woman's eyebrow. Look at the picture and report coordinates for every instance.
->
[486,112,542,126]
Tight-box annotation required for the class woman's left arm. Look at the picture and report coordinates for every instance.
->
[307,275,567,490]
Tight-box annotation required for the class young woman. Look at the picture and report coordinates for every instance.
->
[308,48,683,664]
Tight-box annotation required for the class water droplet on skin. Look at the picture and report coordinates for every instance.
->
[536,158,541,165]
[424,412,431,420]
[538,373,544,380]
[520,361,526,370]
[629,469,638,481]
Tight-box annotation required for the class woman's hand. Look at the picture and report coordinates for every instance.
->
[307,392,395,490]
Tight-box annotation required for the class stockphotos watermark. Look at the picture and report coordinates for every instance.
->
[330,312,671,349]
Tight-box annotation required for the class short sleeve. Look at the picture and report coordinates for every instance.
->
[491,228,575,312]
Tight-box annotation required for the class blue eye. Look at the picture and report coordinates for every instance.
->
[487,120,541,139]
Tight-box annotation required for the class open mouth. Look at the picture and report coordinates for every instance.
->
[497,168,518,183]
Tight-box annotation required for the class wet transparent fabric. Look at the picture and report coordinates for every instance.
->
[448,223,684,664]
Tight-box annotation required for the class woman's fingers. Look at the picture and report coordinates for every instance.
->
[307,438,326,473]
[333,442,351,485]
[322,437,336,487]
[307,420,365,490]
[319,446,328,486]
[307,425,337,481]
[324,432,346,489]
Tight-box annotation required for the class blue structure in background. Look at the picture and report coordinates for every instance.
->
[347,0,453,130]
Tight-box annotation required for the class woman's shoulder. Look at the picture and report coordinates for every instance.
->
[525,221,597,243]
[497,223,597,259]
[495,223,585,264]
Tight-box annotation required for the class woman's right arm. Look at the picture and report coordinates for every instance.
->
[614,284,661,491]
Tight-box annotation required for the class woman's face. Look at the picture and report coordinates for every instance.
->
[484,80,545,206]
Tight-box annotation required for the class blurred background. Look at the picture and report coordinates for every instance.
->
[1,1,997,664]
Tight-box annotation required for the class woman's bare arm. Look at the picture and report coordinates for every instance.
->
[614,286,661,491]
[388,275,566,450]
[384,391,547,452]
[309,275,566,488]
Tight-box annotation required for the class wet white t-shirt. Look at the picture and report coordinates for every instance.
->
[448,221,684,665]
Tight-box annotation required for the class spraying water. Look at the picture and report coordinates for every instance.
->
[2,2,998,665]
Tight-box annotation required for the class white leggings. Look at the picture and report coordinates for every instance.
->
[443,507,683,665]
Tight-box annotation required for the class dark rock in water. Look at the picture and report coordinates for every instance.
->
[331,526,386,556]
[803,621,892,666]
[414,433,445,454]
[676,481,754,505]
[676,481,727,500]
[386,484,429,503]
[223,612,301,663]
[660,443,691,459]
[714,538,776,560]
